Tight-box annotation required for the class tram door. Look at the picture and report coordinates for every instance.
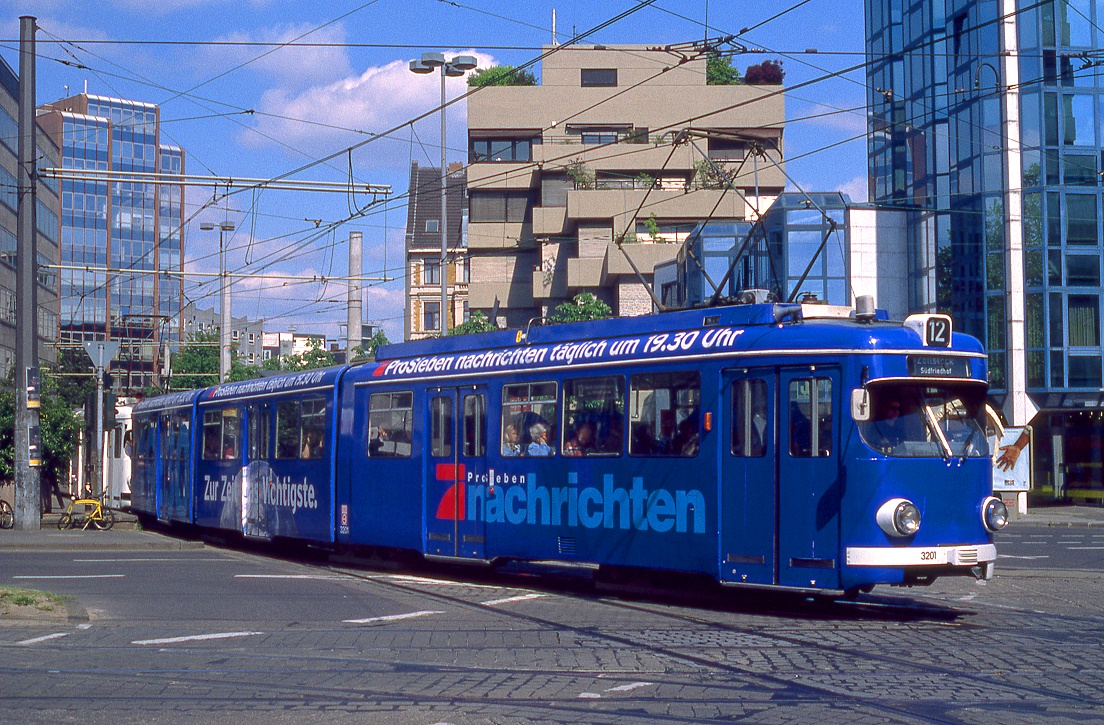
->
[721,370,777,585]
[777,367,841,589]
[242,403,272,539]
[424,386,488,559]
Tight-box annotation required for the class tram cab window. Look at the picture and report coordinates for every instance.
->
[202,408,240,461]
[502,382,558,457]
[562,376,624,456]
[732,379,768,457]
[463,394,487,457]
[430,396,454,458]
[368,391,414,458]
[628,371,701,457]
[857,383,989,458]
[788,379,832,458]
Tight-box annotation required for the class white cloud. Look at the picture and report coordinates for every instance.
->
[837,174,869,203]
[241,51,497,166]
[201,23,353,88]
[795,101,869,136]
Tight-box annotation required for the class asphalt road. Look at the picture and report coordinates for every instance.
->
[1,535,1102,724]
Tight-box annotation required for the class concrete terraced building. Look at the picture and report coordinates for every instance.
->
[465,45,786,326]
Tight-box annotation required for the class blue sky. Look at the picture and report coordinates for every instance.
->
[2,0,870,343]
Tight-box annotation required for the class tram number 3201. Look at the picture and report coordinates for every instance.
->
[919,550,939,561]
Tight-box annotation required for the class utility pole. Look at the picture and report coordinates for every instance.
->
[14,16,40,530]
[347,230,362,356]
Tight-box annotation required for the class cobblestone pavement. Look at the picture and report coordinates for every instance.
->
[0,537,1102,724]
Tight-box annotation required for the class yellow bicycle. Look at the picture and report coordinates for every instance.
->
[0,499,13,529]
[58,493,115,531]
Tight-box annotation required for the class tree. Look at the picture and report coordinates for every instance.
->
[467,65,538,87]
[450,311,497,336]
[349,329,391,362]
[0,370,82,497]
[744,60,785,85]
[706,53,742,85]
[168,330,219,391]
[282,338,334,371]
[50,348,97,410]
[228,354,263,383]
[549,293,613,324]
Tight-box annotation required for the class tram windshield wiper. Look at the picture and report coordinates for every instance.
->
[920,404,953,460]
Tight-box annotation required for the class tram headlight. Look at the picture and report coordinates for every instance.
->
[876,498,921,538]
[982,496,1009,532]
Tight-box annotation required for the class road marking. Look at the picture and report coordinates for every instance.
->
[605,681,654,693]
[481,593,546,606]
[132,631,263,645]
[999,554,1050,559]
[74,558,229,563]
[1020,542,1048,545]
[368,574,508,590]
[234,574,354,580]
[16,633,70,645]
[12,575,125,580]
[1067,546,1104,550]
[578,692,602,699]
[344,610,443,625]
[1057,541,1082,545]
[76,624,92,630]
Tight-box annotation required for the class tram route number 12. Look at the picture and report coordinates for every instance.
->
[925,317,951,348]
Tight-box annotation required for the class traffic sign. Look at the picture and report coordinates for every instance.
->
[83,340,121,370]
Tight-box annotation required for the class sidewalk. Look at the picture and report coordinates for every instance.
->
[1015,503,1104,528]
[0,519,204,551]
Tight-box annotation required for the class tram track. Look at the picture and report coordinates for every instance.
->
[319,561,1103,722]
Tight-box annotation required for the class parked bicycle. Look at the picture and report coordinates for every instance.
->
[0,499,12,529]
[58,492,115,531]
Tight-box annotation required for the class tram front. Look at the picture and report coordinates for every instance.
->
[841,315,1007,593]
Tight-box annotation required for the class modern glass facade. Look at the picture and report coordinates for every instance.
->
[656,193,852,309]
[39,94,185,393]
[866,0,1104,498]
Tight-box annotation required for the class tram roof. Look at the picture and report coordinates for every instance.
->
[374,303,979,362]
[133,389,202,414]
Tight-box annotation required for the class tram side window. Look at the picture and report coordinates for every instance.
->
[300,398,326,459]
[247,405,270,460]
[788,378,833,458]
[562,376,624,456]
[501,382,558,457]
[202,409,239,460]
[430,396,453,458]
[275,401,300,460]
[629,372,701,457]
[174,415,191,462]
[368,391,414,458]
[462,394,486,457]
[732,379,768,457]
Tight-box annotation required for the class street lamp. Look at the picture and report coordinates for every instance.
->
[409,52,478,333]
[200,220,235,382]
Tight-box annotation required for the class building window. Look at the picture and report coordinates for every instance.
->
[248,332,255,344]
[469,137,537,163]
[581,68,617,87]
[232,329,239,341]
[423,260,441,285]
[469,191,530,223]
[425,219,439,233]
[424,301,441,331]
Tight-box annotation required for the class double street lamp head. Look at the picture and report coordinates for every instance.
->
[409,52,478,77]
[199,221,236,232]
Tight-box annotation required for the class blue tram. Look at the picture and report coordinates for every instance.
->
[131,301,1007,595]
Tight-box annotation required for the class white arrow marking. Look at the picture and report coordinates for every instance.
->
[17,632,70,645]
[344,610,443,625]
[132,631,262,645]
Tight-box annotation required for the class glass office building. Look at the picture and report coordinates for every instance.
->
[866,0,1104,498]
[39,94,185,393]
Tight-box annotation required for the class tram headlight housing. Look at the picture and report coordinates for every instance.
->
[982,496,1009,532]
[876,498,921,537]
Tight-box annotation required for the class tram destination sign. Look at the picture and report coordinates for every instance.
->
[907,355,969,378]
